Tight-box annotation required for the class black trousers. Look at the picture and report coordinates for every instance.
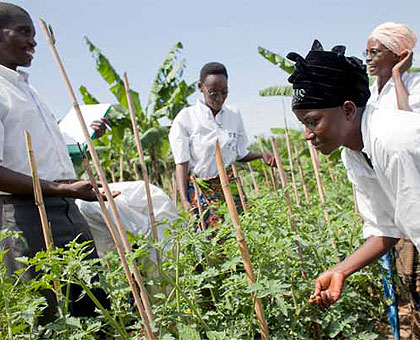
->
[0,196,106,324]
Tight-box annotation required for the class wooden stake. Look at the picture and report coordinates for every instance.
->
[191,176,206,231]
[261,160,271,190]
[269,137,307,278]
[172,173,177,205]
[215,141,269,340]
[231,163,248,211]
[123,73,161,269]
[79,147,155,338]
[119,153,124,182]
[25,131,61,298]
[307,141,338,252]
[133,162,141,181]
[110,166,116,183]
[39,20,155,339]
[269,167,278,192]
[294,145,310,204]
[284,119,300,207]
[248,162,260,195]
[352,184,359,214]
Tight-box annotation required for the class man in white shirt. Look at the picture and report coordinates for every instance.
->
[287,39,420,310]
[0,2,112,322]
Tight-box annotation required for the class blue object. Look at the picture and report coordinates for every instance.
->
[379,252,400,340]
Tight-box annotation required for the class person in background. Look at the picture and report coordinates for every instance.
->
[0,2,113,323]
[366,22,420,335]
[366,22,420,112]
[169,62,276,228]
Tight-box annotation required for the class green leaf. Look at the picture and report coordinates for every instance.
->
[177,323,201,340]
[259,85,293,97]
[258,46,295,74]
[79,85,99,104]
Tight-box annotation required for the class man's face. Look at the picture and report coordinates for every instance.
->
[198,74,228,113]
[365,39,398,77]
[293,106,348,155]
[0,13,36,70]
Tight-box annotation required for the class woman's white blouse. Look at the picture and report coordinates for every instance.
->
[369,72,420,112]
[169,100,250,178]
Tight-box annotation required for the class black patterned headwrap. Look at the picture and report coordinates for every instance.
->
[287,40,370,110]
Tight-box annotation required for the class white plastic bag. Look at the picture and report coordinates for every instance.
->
[76,181,178,258]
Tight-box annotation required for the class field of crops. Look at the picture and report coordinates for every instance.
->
[0,129,390,340]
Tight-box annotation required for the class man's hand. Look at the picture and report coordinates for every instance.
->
[392,49,413,77]
[309,269,345,309]
[90,118,111,139]
[262,152,276,167]
[62,180,120,202]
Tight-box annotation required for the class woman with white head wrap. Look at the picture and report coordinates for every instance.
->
[366,22,420,112]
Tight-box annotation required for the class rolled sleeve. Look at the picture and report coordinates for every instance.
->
[169,116,190,164]
[236,112,250,160]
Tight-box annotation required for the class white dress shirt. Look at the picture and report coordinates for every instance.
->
[342,104,420,249]
[169,99,250,178]
[368,72,420,112]
[0,64,76,181]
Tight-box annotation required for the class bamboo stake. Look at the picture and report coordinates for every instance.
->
[39,20,155,338]
[215,141,269,340]
[269,137,307,278]
[352,184,359,214]
[261,160,271,190]
[25,131,61,298]
[283,119,300,207]
[119,153,124,182]
[133,162,141,181]
[191,176,206,231]
[172,173,177,205]
[110,166,116,183]
[79,146,154,339]
[269,167,278,192]
[247,162,260,195]
[307,141,338,252]
[231,163,248,211]
[122,73,161,269]
[294,145,310,204]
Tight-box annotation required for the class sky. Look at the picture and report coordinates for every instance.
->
[12,0,420,137]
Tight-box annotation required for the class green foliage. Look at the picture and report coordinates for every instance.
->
[79,38,195,184]
[258,46,295,74]
[259,85,293,97]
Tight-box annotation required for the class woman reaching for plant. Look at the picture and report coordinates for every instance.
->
[169,62,276,228]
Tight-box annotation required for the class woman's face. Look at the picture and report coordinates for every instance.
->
[365,39,399,77]
[199,74,228,114]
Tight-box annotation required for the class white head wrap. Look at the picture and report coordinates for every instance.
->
[369,22,417,55]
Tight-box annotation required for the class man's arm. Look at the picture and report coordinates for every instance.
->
[237,152,276,167]
[310,236,398,308]
[393,49,413,111]
[0,165,111,201]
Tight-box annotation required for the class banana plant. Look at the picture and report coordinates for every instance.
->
[79,38,196,184]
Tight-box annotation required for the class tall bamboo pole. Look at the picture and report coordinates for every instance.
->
[352,184,359,214]
[294,145,310,204]
[172,173,177,205]
[261,160,271,190]
[79,147,154,339]
[283,119,300,207]
[231,163,248,211]
[269,137,307,278]
[110,166,116,183]
[39,20,155,338]
[119,153,124,182]
[248,162,260,195]
[215,141,269,340]
[269,167,278,192]
[191,176,206,231]
[133,162,141,181]
[307,141,338,252]
[25,131,61,298]
[122,73,161,269]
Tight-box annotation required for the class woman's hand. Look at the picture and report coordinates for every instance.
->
[392,49,413,77]
[262,153,276,167]
[309,269,346,309]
